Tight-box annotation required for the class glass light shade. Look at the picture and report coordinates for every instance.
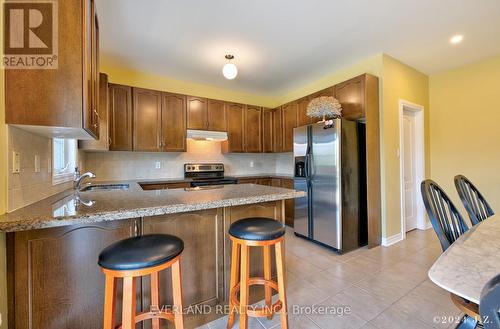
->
[222,63,238,80]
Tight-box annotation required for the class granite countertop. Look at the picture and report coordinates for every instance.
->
[428,215,500,304]
[0,180,304,233]
[136,173,294,185]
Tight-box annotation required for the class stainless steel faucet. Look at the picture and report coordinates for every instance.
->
[74,171,96,190]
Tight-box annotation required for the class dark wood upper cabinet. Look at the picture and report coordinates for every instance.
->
[187,96,208,130]
[281,102,298,152]
[80,73,109,151]
[272,108,283,153]
[108,84,133,151]
[133,88,162,152]
[5,0,100,139]
[207,99,227,131]
[244,106,262,153]
[262,108,274,153]
[296,97,313,127]
[162,93,187,152]
[222,103,245,153]
[335,78,365,120]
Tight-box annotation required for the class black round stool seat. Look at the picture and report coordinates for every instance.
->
[98,234,184,271]
[229,217,286,241]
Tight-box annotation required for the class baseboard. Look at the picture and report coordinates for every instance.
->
[381,232,404,247]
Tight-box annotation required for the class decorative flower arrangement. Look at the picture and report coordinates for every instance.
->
[306,96,342,121]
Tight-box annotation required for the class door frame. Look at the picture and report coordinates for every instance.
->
[398,99,426,240]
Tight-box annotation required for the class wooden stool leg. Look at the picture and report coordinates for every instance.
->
[275,240,288,329]
[122,277,136,329]
[151,272,161,329]
[171,258,185,329]
[263,245,273,320]
[103,275,117,329]
[227,242,240,329]
[239,245,250,329]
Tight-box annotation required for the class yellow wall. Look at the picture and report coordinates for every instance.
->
[429,55,500,218]
[101,57,279,108]
[381,54,430,237]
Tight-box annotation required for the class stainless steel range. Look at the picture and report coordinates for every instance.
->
[184,163,238,187]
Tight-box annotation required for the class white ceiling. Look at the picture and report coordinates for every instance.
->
[96,0,500,96]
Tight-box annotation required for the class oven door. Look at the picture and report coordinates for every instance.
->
[190,180,237,187]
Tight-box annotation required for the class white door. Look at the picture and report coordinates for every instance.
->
[403,110,418,232]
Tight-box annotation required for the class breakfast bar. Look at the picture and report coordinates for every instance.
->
[0,183,304,329]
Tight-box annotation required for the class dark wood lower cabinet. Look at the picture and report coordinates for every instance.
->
[6,202,285,329]
[7,219,138,329]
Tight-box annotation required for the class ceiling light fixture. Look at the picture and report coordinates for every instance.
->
[450,35,464,44]
[222,54,238,80]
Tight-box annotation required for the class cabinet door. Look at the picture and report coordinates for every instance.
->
[133,88,162,152]
[244,106,262,153]
[272,108,283,153]
[207,99,227,131]
[271,178,282,187]
[296,97,313,127]
[83,0,97,138]
[281,102,298,152]
[79,72,109,151]
[237,178,259,184]
[142,209,223,308]
[109,84,133,150]
[262,108,274,153]
[335,77,365,120]
[91,3,100,138]
[162,93,187,152]
[282,178,295,227]
[187,96,208,130]
[223,103,245,153]
[257,178,272,186]
[8,219,138,329]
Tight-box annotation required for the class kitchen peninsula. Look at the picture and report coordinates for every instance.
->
[0,183,304,329]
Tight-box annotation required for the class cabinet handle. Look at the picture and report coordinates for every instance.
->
[108,137,112,146]
[93,108,100,119]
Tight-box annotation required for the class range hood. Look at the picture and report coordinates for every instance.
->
[186,129,228,141]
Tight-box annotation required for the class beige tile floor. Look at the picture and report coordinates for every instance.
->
[201,228,463,329]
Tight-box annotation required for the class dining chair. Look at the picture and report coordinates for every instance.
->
[420,179,469,252]
[480,274,500,329]
[454,175,494,226]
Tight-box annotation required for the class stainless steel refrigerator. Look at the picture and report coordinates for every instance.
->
[293,119,367,253]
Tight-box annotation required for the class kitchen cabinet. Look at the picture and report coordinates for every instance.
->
[133,88,162,152]
[281,102,298,152]
[79,73,109,151]
[272,108,283,152]
[7,219,139,329]
[296,97,314,126]
[237,178,259,184]
[271,178,282,187]
[257,178,272,186]
[222,103,245,153]
[207,99,227,131]
[187,96,208,130]
[262,108,274,153]
[108,84,133,151]
[282,179,295,227]
[5,0,100,139]
[335,77,365,120]
[142,209,223,309]
[244,106,262,153]
[162,93,187,151]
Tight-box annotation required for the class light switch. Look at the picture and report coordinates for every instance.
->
[34,154,40,173]
[12,151,20,173]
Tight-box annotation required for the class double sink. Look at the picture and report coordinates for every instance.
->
[79,183,130,192]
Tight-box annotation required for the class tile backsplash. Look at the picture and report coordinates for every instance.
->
[85,140,293,181]
[7,127,84,212]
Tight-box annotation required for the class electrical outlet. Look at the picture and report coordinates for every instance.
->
[12,151,20,173]
[155,161,161,169]
[249,161,255,168]
[34,154,40,173]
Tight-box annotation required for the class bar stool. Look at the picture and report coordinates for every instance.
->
[227,217,288,329]
[98,234,185,329]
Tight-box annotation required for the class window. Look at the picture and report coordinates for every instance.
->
[52,138,77,185]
